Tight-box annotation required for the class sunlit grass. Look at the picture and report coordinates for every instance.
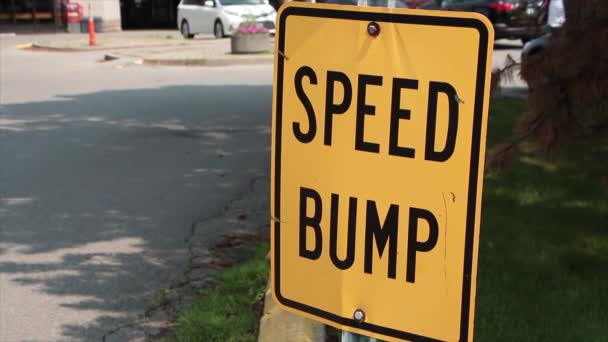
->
[475,98,608,341]
[160,98,606,342]
[173,243,269,342]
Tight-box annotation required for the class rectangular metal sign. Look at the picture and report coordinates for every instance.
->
[271,3,494,341]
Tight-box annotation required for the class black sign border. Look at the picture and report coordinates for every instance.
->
[273,5,490,342]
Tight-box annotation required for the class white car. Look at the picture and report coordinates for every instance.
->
[177,0,277,39]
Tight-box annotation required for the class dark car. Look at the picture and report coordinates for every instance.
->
[419,0,548,43]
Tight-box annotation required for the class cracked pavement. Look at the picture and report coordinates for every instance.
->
[0,34,272,341]
[102,175,270,342]
[0,32,525,341]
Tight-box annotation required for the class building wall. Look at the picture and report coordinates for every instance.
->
[1,0,184,32]
[77,0,122,31]
[1,0,56,24]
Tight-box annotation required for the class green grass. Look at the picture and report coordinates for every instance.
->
[475,98,608,341]
[161,98,607,342]
[173,243,269,342]
[144,288,170,319]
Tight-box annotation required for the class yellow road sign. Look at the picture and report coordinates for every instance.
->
[270,3,493,341]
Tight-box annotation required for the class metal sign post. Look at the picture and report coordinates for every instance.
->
[339,2,392,341]
[342,330,379,342]
[336,0,371,315]
[340,0,393,340]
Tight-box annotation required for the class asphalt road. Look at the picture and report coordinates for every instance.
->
[0,33,524,341]
[0,35,273,341]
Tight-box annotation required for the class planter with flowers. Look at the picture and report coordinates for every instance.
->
[230,17,271,54]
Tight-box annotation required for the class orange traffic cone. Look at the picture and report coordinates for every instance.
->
[88,4,96,46]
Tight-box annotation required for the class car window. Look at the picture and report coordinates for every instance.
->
[220,0,265,5]
[183,0,205,5]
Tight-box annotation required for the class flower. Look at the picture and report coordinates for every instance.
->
[235,15,270,35]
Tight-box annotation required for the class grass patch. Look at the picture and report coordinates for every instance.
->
[159,98,606,342]
[144,288,170,319]
[173,242,269,342]
[475,98,608,341]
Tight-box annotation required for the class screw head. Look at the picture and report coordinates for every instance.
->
[353,309,366,323]
[367,22,380,37]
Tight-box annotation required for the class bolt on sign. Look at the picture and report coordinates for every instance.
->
[270,3,494,341]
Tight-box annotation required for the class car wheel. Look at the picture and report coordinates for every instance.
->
[181,20,194,39]
[214,21,224,39]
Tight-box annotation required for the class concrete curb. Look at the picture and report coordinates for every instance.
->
[25,42,191,52]
[258,278,326,342]
[140,56,273,67]
[29,43,98,52]
[22,42,274,67]
[15,43,33,49]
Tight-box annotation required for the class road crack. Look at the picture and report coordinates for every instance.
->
[100,172,269,341]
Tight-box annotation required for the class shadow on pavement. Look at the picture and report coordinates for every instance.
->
[0,23,64,35]
[0,84,272,341]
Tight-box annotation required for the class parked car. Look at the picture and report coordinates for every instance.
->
[404,0,435,8]
[419,0,549,43]
[315,0,410,7]
[520,0,565,84]
[177,0,277,39]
